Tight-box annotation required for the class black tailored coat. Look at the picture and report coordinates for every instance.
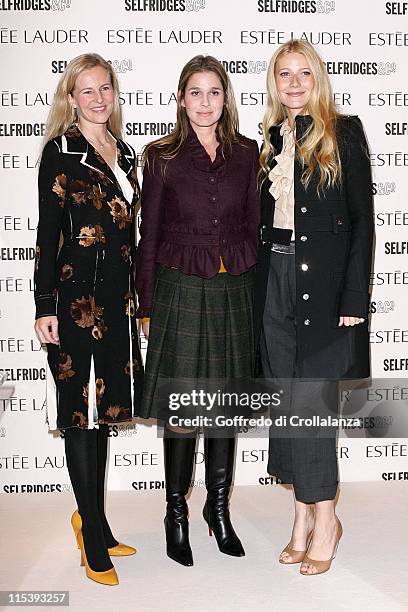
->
[253,115,374,380]
[34,124,143,429]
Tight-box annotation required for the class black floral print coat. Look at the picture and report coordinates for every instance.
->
[34,124,143,429]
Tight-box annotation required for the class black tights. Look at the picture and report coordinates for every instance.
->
[64,425,117,572]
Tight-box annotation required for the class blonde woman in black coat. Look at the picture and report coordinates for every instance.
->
[34,53,143,586]
[254,40,373,575]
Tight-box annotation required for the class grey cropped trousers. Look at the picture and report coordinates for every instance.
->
[259,245,339,503]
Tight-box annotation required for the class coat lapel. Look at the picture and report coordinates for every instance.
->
[115,138,139,198]
[62,124,116,185]
[62,124,139,203]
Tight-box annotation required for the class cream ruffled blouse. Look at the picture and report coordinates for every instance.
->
[268,119,295,237]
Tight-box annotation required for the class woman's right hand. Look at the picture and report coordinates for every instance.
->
[34,316,59,345]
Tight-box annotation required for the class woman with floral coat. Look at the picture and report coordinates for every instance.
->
[34,53,143,586]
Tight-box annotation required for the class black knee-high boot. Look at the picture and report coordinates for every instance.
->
[96,425,119,548]
[203,433,245,557]
[163,429,197,566]
[64,428,113,572]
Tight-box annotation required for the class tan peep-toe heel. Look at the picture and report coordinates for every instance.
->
[300,517,343,576]
[279,530,314,565]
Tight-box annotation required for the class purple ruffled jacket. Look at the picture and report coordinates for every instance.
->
[135,127,260,318]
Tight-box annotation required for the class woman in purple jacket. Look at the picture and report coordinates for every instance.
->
[135,55,259,566]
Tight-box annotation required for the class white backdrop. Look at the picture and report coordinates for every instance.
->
[1,0,408,495]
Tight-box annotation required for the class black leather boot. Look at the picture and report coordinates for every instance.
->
[203,434,245,557]
[163,430,197,566]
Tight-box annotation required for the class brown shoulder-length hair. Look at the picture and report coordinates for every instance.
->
[143,55,240,168]
[260,39,342,193]
[43,53,122,143]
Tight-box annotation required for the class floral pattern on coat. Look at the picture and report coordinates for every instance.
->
[34,124,143,430]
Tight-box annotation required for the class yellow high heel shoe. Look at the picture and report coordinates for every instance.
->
[300,517,343,576]
[279,530,314,565]
[71,510,137,556]
[76,528,119,586]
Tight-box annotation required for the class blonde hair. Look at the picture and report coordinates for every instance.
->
[144,55,240,167]
[44,53,122,143]
[260,39,341,193]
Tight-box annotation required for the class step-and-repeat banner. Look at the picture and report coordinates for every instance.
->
[1,0,408,495]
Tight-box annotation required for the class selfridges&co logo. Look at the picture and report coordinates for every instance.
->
[107,424,139,437]
[0,368,46,381]
[383,358,408,372]
[52,60,134,74]
[382,472,408,481]
[125,122,176,136]
[324,61,397,76]
[385,2,408,15]
[259,476,282,485]
[132,480,165,490]
[124,0,205,10]
[369,300,396,315]
[0,123,45,137]
[3,483,72,493]
[0,0,71,9]
[384,241,408,255]
[385,122,408,135]
[0,247,35,260]
[221,60,267,75]
[372,182,397,196]
[257,0,335,13]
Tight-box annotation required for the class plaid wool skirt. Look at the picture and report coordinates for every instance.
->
[139,266,255,419]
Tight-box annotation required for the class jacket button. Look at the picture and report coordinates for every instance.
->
[209,177,216,184]
[301,206,307,213]
[222,239,227,245]
[301,263,309,271]
[300,235,308,242]
[212,218,219,225]
[210,195,217,202]
[304,319,310,326]
[302,293,309,300]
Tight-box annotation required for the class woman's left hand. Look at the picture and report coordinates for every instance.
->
[339,316,365,327]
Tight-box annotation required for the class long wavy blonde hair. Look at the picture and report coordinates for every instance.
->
[260,39,342,192]
[44,53,123,143]
[143,55,240,168]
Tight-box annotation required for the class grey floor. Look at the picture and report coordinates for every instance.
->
[1,482,407,612]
